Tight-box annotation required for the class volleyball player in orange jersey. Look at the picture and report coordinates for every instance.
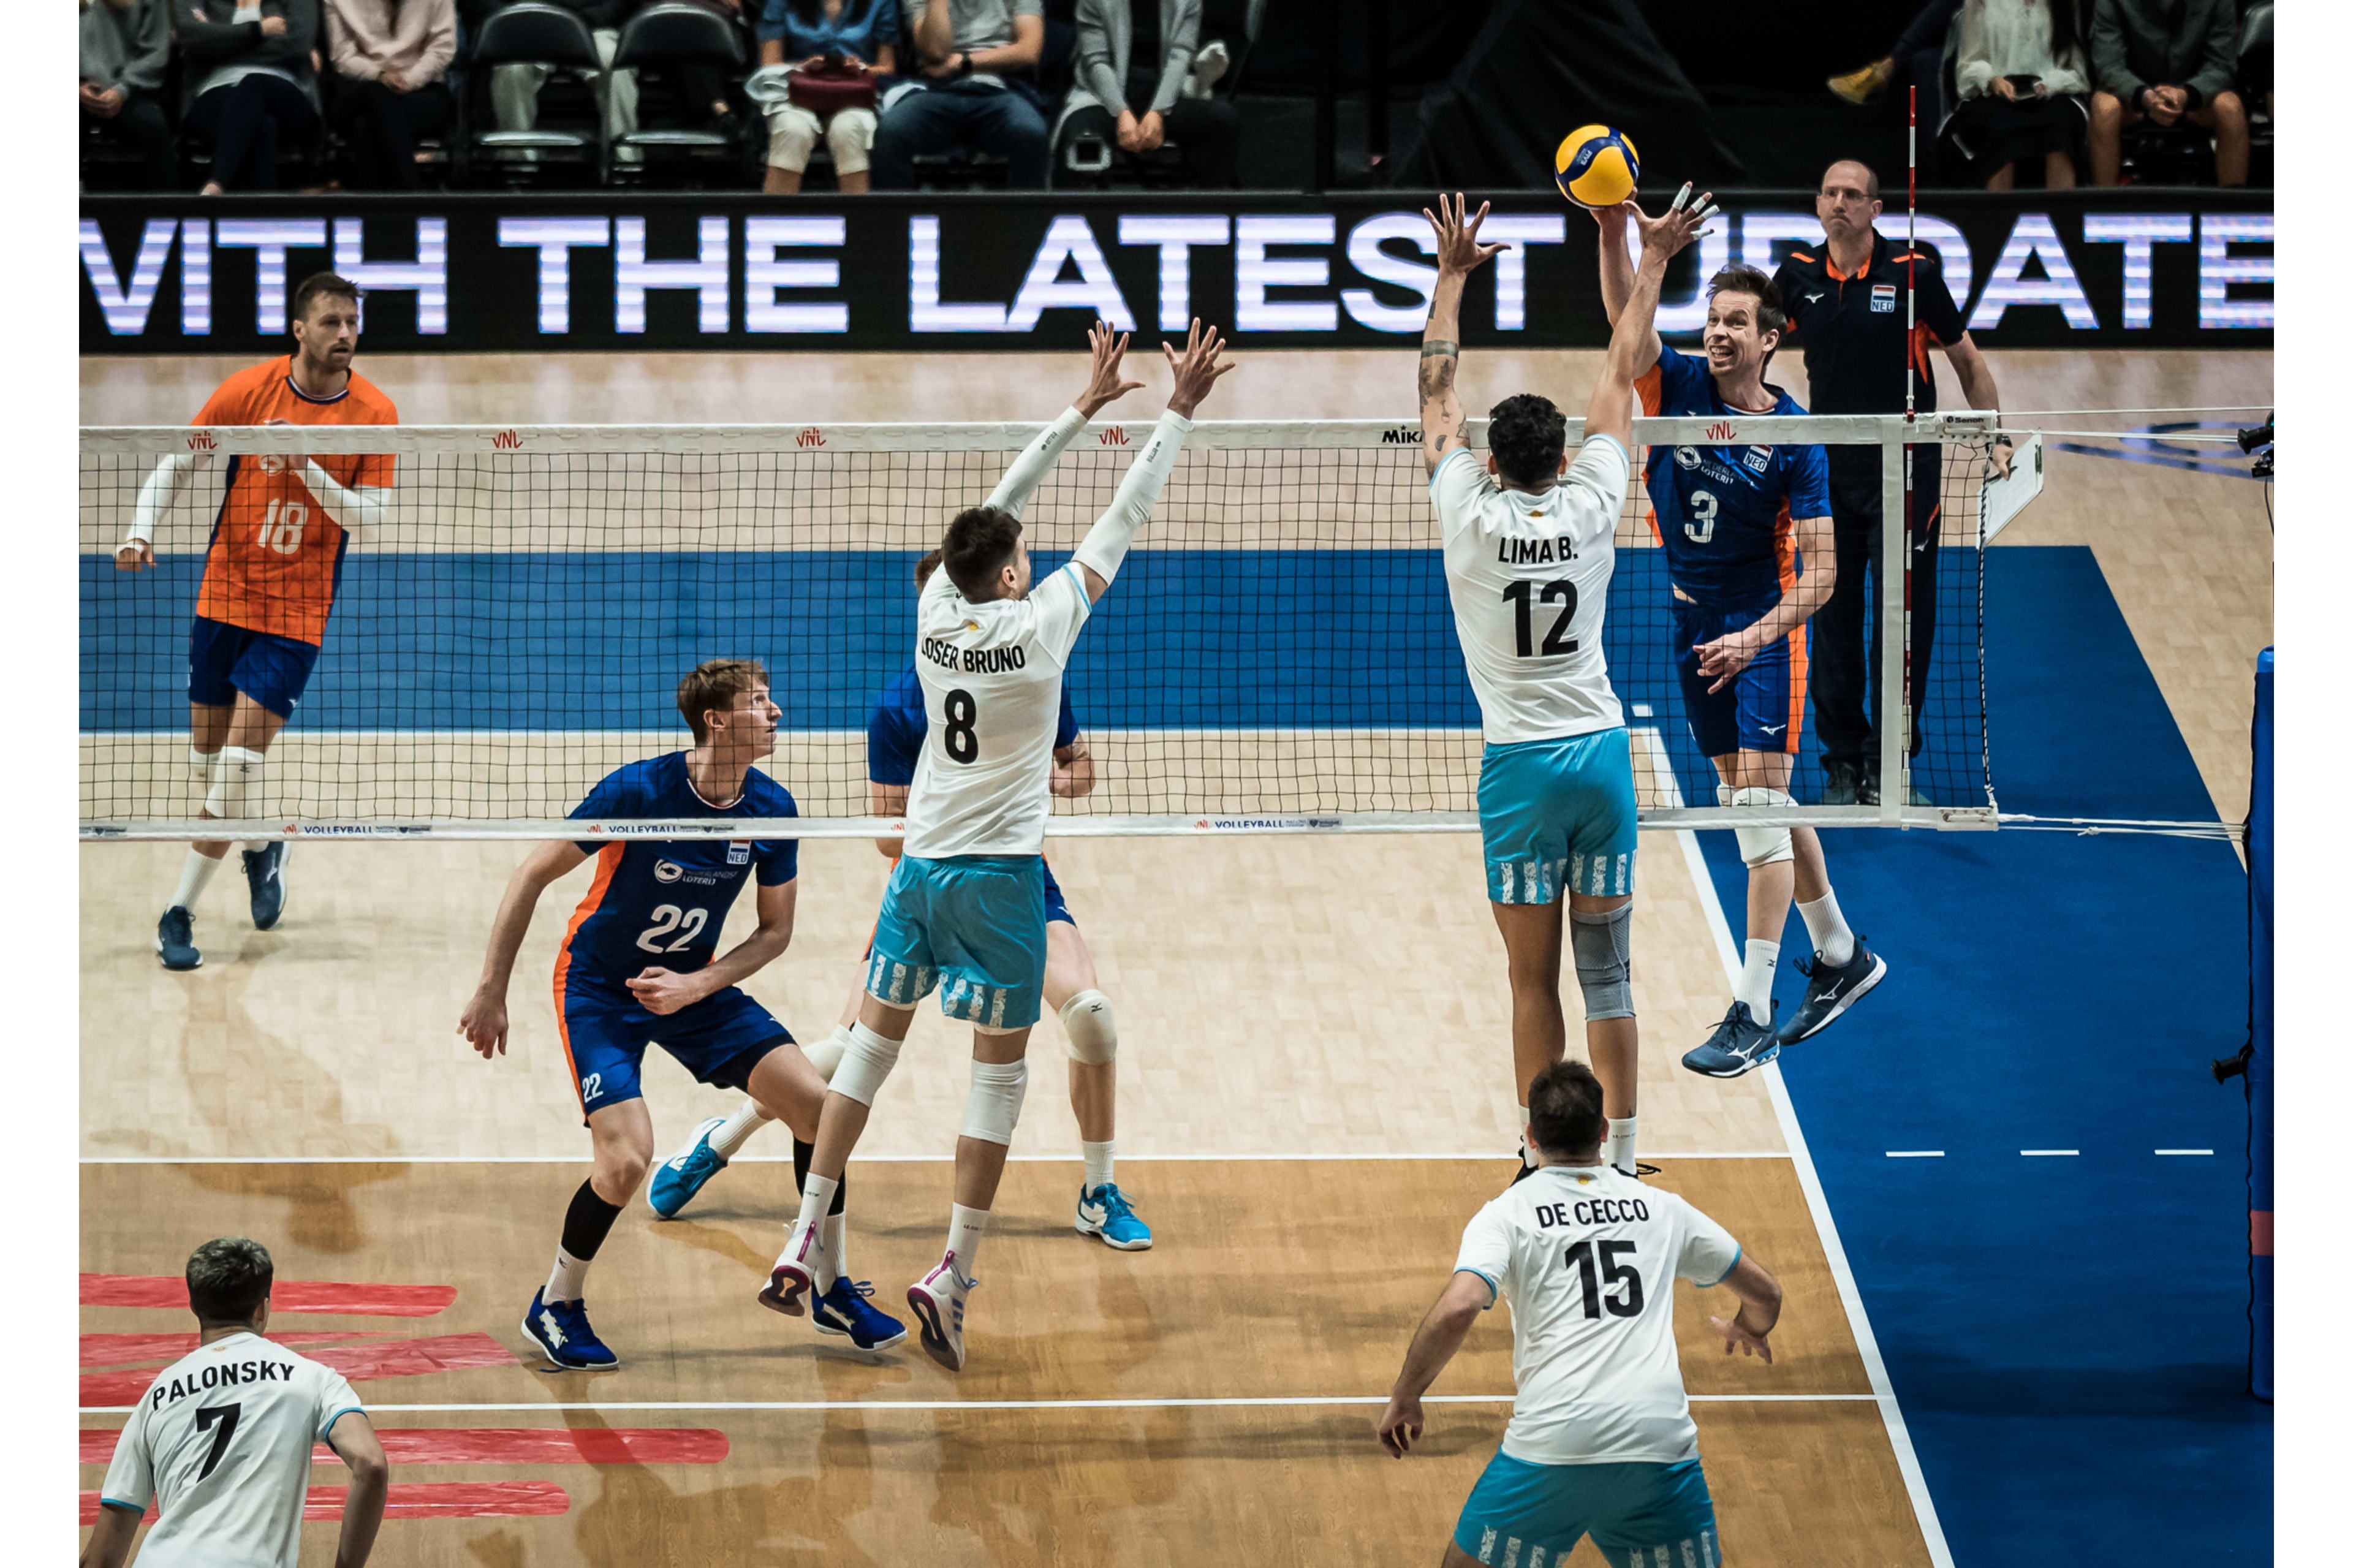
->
[114,271,398,972]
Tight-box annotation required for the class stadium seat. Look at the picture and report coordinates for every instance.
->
[610,2,750,186]
[466,1,608,187]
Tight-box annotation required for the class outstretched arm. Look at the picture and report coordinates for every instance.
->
[1375,1271,1491,1457]
[324,1411,390,1568]
[1069,320,1235,602]
[1417,193,1506,476]
[1586,185,1715,455]
[987,321,1145,520]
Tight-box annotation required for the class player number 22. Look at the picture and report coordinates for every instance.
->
[1563,1239,1645,1319]
[1684,488,1719,545]
[1502,578,1578,657]
[256,498,308,556]
[635,904,708,953]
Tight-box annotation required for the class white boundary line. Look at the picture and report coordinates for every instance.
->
[1673,822,1957,1568]
[79,1392,1878,1417]
[78,1151,1794,1166]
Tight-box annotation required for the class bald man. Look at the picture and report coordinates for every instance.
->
[1770,158,2010,815]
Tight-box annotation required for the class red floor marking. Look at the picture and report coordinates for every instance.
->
[80,1274,456,1317]
[80,1331,394,1369]
[82,1333,517,1406]
[80,1481,570,1525]
[81,1426,729,1468]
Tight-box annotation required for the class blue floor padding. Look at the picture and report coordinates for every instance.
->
[1694,547,2268,1562]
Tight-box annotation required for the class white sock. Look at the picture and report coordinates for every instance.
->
[1606,1116,1639,1175]
[822,1209,846,1273]
[169,849,222,913]
[708,1099,768,1160]
[544,1248,591,1304]
[796,1172,838,1234]
[1737,939,1779,1022]
[1082,1140,1116,1194]
[946,1202,989,1280]
[1797,890,1857,968]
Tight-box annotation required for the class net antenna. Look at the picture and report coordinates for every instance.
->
[79,417,2004,843]
[1900,80,1920,802]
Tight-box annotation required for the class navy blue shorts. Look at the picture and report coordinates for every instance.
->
[1041,857,1076,927]
[556,973,790,1120]
[188,616,320,721]
[1671,597,1807,759]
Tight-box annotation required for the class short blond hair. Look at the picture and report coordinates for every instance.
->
[677,658,770,743]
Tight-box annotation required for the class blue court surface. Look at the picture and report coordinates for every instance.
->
[1696,547,2270,1562]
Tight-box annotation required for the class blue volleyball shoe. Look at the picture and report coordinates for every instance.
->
[811,1278,909,1352]
[1680,1001,1781,1079]
[156,906,202,972]
[648,1115,729,1219]
[521,1290,618,1370]
[1776,943,1888,1044]
[243,841,287,930]
[1075,1183,1153,1251]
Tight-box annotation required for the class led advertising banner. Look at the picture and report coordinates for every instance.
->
[80,191,2271,355]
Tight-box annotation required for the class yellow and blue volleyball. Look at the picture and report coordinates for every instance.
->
[1555,126,1640,210]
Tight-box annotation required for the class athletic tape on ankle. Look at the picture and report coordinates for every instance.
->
[1569,904,1635,1021]
[828,1023,902,1108]
[960,1058,1029,1145]
[189,746,220,782]
[1731,786,1795,868]
[1058,990,1116,1066]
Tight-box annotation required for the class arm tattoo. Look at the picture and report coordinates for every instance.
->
[1417,350,1458,402]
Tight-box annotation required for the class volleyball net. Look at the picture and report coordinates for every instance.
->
[78,414,2007,840]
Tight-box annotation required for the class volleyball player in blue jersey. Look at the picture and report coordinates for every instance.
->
[457,659,905,1368]
[1595,211,1890,1075]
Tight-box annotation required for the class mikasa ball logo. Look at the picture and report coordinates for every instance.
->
[654,860,684,883]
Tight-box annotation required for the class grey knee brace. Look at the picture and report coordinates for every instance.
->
[1569,903,1635,1021]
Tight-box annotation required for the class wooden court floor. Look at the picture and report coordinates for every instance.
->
[79,345,2268,1562]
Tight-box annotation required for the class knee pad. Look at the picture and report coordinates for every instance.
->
[189,746,219,783]
[828,1021,902,1108]
[960,1058,1029,1146]
[1569,904,1635,1022]
[800,1023,851,1085]
[1058,990,1116,1066]
[1731,786,1795,869]
[204,746,266,819]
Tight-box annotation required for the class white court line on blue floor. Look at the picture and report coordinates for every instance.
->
[2020,1149,2080,1157]
[1673,819,1957,1568]
[80,1392,1881,1417]
[77,1151,1795,1165]
[1885,1151,1946,1158]
[2156,1149,2215,1156]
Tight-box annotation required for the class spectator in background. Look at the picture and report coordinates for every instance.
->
[1827,0,1961,130]
[1947,0,2089,188]
[1052,0,1237,187]
[491,0,642,157]
[756,0,897,194]
[2086,0,2248,184]
[872,0,1049,190]
[81,0,176,191]
[176,1,325,193]
[327,0,457,189]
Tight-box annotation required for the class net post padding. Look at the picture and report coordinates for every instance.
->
[80,416,2000,841]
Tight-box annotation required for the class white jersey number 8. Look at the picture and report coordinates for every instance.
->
[1683,489,1719,545]
[635,904,708,954]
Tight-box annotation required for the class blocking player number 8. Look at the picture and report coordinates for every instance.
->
[943,688,980,762]
[1501,578,1579,657]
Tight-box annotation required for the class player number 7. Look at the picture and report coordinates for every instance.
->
[192,1402,242,1480]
